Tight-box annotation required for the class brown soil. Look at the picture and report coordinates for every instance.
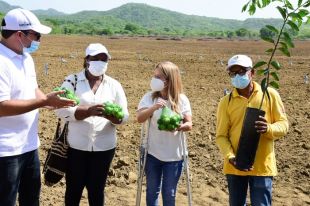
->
[33,35,310,206]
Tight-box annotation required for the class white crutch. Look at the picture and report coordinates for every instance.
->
[181,131,193,206]
[136,119,151,206]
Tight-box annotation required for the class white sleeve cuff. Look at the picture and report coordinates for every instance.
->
[55,106,78,121]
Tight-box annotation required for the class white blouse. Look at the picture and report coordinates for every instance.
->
[55,70,129,151]
[138,92,192,161]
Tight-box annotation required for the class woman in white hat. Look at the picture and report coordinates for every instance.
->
[55,43,129,205]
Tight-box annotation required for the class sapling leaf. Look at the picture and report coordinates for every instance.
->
[307,16,310,24]
[282,32,294,48]
[289,12,302,20]
[298,9,309,17]
[261,36,275,44]
[304,1,310,7]
[249,4,257,15]
[265,48,274,53]
[277,6,287,19]
[261,78,268,92]
[278,47,291,57]
[257,69,266,75]
[270,81,280,89]
[287,20,300,31]
[285,0,294,10]
[242,2,250,12]
[266,25,279,34]
[271,61,281,70]
[271,71,280,81]
[253,61,267,69]
[279,41,288,49]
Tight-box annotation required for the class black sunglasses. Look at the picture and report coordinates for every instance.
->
[21,30,41,41]
[228,67,252,78]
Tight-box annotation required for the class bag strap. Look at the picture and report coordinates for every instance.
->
[55,74,78,142]
[63,74,78,92]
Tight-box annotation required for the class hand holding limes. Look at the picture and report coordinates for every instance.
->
[157,106,182,131]
[53,87,80,105]
[102,102,124,120]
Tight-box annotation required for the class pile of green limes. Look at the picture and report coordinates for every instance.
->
[103,102,124,120]
[53,87,80,105]
[157,106,182,131]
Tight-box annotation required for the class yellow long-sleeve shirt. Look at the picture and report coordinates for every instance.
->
[216,81,289,176]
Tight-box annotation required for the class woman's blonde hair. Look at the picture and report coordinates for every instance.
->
[152,61,183,113]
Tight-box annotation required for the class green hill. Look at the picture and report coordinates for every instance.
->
[0,1,309,38]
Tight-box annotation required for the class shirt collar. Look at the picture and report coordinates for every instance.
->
[231,81,260,98]
[0,42,23,59]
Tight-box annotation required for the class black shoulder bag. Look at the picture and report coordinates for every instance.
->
[43,74,78,186]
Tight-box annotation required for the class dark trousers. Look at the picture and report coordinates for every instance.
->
[65,147,115,206]
[0,149,41,206]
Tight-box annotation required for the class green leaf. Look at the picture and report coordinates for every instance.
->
[266,25,279,34]
[242,2,250,12]
[279,41,288,49]
[257,69,266,75]
[271,61,281,70]
[289,12,302,20]
[253,61,267,69]
[270,81,279,89]
[307,16,310,24]
[277,6,287,19]
[262,0,271,7]
[265,48,274,53]
[257,0,262,8]
[298,0,303,7]
[282,32,295,48]
[304,1,310,7]
[261,78,268,92]
[261,36,275,44]
[287,20,300,31]
[285,0,294,10]
[271,71,280,81]
[249,4,257,15]
[278,47,291,57]
[298,9,309,17]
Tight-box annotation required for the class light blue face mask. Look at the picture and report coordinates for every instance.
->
[23,40,40,54]
[231,73,250,89]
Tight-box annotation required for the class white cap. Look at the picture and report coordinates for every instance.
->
[85,43,111,59]
[1,8,51,34]
[227,54,252,70]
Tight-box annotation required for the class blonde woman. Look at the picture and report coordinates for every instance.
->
[137,61,192,206]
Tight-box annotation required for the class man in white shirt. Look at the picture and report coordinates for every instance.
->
[0,8,75,206]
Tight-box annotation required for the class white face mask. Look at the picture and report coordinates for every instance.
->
[88,61,108,76]
[150,77,165,91]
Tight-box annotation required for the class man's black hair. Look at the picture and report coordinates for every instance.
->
[1,19,18,39]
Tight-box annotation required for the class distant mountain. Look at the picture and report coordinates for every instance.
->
[0,0,19,13]
[0,1,309,38]
[32,8,66,17]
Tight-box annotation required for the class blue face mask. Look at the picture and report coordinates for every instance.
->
[231,73,250,89]
[23,40,40,54]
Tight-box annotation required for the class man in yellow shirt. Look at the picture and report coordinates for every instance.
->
[216,54,289,206]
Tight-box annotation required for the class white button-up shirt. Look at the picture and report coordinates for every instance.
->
[55,70,129,151]
[0,43,39,157]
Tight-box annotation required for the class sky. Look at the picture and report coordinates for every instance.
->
[5,0,284,20]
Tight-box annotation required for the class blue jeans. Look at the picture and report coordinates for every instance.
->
[226,175,273,206]
[0,149,41,206]
[145,154,183,206]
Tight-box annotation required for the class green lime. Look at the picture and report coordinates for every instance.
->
[104,106,113,115]
[162,116,170,125]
